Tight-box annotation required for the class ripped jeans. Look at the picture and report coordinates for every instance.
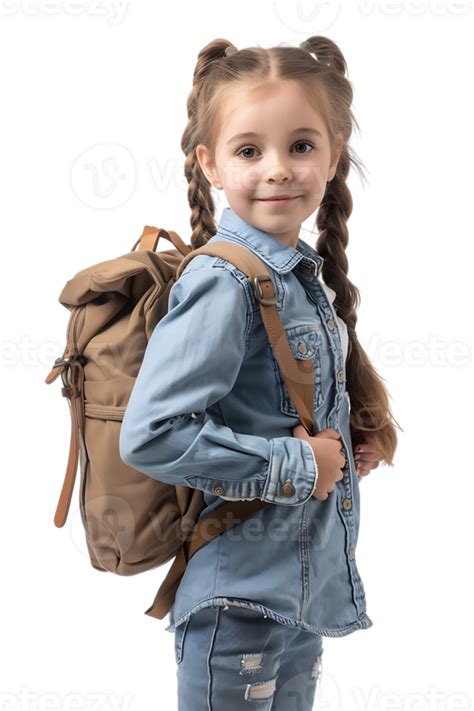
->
[175,604,324,710]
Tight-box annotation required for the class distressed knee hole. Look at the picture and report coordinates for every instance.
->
[239,652,264,675]
[311,654,323,680]
[244,676,277,701]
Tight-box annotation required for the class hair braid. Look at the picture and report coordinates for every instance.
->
[181,39,236,249]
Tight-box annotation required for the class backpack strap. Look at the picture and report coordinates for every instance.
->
[176,242,315,434]
[144,498,272,619]
[131,225,192,257]
[45,306,86,528]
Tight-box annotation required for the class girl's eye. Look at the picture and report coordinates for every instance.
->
[238,146,258,159]
[236,141,315,160]
[293,140,314,154]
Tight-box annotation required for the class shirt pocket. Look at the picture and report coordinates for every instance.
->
[272,323,323,417]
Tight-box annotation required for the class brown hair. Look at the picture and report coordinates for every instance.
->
[181,36,401,467]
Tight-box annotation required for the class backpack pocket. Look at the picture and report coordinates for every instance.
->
[272,324,323,417]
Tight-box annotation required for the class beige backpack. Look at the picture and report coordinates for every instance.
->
[45,225,315,620]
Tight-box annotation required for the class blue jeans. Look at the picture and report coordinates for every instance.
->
[175,604,324,710]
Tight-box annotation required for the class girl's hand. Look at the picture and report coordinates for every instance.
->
[292,424,346,501]
[353,434,383,476]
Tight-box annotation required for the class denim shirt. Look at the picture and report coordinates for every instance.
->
[119,206,374,639]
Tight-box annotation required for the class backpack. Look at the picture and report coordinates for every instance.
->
[45,224,315,620]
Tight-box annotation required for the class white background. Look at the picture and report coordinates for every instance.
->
[1,1,473,710]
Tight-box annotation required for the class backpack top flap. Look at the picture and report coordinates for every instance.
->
[58,223,190,310]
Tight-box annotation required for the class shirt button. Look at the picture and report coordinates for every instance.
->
[213,486,225,496]
[342,498,352,511]
[297,340,308,355]
[281,481,295,496]
[337,370,345,383]
[327,319,335,330]
[347,548,356,560]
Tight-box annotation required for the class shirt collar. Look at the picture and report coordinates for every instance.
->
[210,206,324,278]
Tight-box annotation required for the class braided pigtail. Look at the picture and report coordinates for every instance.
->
[181,39,238,249]
[300,36,400,465]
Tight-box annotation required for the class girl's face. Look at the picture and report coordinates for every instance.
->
[196,79,342,247]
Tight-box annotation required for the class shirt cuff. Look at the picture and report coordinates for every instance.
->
[261,437,318,505]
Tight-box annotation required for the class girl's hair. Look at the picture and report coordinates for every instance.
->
[181,36,401,467]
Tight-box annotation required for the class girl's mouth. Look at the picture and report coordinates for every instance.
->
[258,196,302,205]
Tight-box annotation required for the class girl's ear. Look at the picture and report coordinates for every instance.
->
[196,144,223,189]
[328,133,344,182]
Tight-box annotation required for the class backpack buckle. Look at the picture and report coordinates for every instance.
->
[253,275,277,306]
[54,356,72,367]
[54,354,87,367]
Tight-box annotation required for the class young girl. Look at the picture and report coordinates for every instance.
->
[120,35,399,710]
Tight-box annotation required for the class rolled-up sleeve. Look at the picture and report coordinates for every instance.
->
[119,262,318,506]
